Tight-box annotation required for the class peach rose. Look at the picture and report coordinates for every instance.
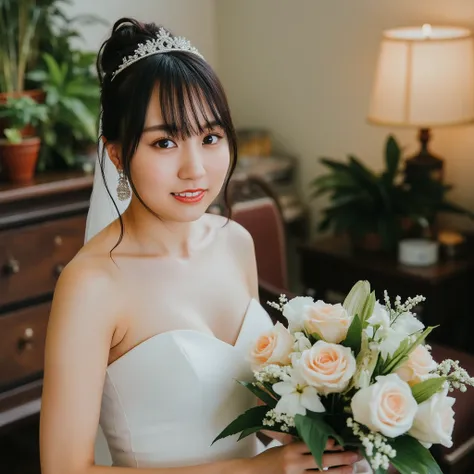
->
[396,344,438,386]
[249,322,293,369]
[303,301,351,344]
[297,340,357,395]
[351,374,418,438]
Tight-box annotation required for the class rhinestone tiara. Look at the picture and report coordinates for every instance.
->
[111,27,205,80]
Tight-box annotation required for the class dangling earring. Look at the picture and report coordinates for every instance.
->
[117,169,131,201]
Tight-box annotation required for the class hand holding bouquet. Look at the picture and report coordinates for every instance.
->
[213,281,474,473]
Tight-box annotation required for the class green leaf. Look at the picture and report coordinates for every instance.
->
[310,332,323,343]
[390,436,442,474]
[342,315,362,355]
[4,128,22,144]
[411,377,447,404]
[60,97,97,140]
[238,426,266,440]
[211,405,269,445]
[319,157,351,172]
[294,413,344,469]
[381,327,436,375]
[348,155,379,189]
[42,52,65,87]
[237,380,277,408]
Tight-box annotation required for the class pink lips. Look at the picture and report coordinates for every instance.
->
[171,189,206,204]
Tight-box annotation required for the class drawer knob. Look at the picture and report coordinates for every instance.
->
[4,258,20,275]
[55,264,65,277]
[18,327,35,351]
[54,235,63,246]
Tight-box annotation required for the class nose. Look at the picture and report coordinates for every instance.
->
[178,142,206,181]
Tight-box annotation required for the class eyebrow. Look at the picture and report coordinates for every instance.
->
[143,120,222,133]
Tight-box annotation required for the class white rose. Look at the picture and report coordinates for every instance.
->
[351,374,418,438]
[297,341,357,395]
[249,322,293,370]
[409,391,455,448]
[396,344,438,386]
[282,296,314,333]
[303,301,352,344]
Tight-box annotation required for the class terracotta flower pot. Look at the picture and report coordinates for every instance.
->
[0,89,45,104]
[0,89,46,138]
[0,137,41,184]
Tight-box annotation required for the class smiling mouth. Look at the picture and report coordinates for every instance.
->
[171,189,206,203]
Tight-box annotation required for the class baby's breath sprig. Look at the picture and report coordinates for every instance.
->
[383,290,426,325]
[435,359,474,393]
[346,418,396,470]
[393,294,426,314]
[266,294,289,313]
[253,364,291,384]
[263,408,296,432]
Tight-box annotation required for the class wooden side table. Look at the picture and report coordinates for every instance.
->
[299,236,474,352]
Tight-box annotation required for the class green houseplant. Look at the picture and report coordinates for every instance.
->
[28,52,100,170]
[0,95,48,182]
[311,135,474,252]
[0,0,43,95]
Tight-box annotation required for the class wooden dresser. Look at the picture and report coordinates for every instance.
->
[0,172,92,473]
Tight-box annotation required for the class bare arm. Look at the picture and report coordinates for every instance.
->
[39,258,249,474]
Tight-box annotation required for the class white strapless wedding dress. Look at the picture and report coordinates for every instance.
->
[97,298,275,468]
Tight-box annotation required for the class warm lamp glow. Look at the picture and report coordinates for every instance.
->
[368,25,474,128]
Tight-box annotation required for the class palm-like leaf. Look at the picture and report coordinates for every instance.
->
[311,134,474,250]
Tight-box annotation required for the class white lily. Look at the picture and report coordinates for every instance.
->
[343,280,371,320]
[273,368,325,416]
[366,302,421,359]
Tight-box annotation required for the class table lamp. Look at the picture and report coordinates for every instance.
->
[368,24,474,182]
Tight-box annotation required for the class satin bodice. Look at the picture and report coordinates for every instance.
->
[99,299,274,468]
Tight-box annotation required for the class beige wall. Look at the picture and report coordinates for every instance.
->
[216,0,474,233]
[65,0,218,67]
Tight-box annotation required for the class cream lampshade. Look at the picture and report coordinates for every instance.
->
[368,25,474,182]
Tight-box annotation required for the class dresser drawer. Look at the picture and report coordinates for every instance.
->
[0,215,85,307]
[0,302,50,389]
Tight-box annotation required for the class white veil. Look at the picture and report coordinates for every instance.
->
[84,139,131,243]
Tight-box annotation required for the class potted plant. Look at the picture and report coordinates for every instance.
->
[0,1,44,98]
[310,135,474,252]
[28,51,100,171]
[0,96,48,183]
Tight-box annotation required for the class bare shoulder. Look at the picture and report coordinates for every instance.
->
[48,240,122,345]
[206,212,254,253]
[205,213,258,297]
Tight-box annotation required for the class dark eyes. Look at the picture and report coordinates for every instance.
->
[152,134,222,149]
[155,139,176,149]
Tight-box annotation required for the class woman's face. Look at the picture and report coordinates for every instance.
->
[127,85,230,223]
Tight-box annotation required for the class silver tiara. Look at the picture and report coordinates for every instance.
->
[111,27,205,80]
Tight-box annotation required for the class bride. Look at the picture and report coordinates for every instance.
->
[39,17,362,474]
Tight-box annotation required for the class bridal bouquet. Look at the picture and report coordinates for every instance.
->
[213,281,474,473]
